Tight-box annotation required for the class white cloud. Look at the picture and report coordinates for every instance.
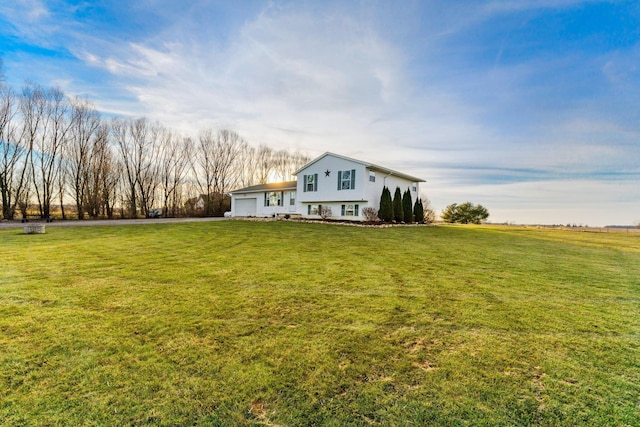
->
[77,3,416,153]
[0,0,59,44]
[0,0,48,23]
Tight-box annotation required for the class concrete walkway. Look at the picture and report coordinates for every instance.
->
[0,217,229,230]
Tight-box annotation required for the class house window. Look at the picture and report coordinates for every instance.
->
[341,204,359,216]
[304,174,318,192]
[264,191,283,207]
[369,171,375,182]
[290,191,296,205]
[337,169,356,190]
[308,204,320,215]
[412,183,417,192]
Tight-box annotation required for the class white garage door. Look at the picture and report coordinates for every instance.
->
[234,198,256,216]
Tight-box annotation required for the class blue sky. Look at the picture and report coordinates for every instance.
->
[1,0,639,226]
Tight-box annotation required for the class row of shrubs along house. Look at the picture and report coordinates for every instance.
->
[229,152,425,221]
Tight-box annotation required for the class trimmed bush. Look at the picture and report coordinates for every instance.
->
[403,188,413,223]
[413,198,424,223]
[393,187,404,223]
[378,186,393,222]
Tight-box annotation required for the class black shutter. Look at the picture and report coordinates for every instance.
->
[337,171,342,191]
[314,174,318,191]
[351,169,356,190]
[303,175,307,192]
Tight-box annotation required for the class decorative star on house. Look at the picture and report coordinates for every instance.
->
[325,169,331,177]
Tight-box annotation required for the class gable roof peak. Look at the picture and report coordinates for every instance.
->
[294,152,425,183]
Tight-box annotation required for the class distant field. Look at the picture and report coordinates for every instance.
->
[1,221,639,426]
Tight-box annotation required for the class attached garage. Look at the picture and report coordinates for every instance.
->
[229,181,298,218]
[233,198,257,217]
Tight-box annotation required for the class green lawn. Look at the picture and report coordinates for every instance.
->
[1,221,639,426]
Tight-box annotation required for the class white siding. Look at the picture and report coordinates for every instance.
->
[295,154,421,220]
[232,190,299,217]
[364,170,419,212]
[297,156,366,203]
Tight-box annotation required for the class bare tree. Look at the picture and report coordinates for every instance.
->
[112,117,163,218]
[112,117,137,217]
[103,157,121,218]
[250,146,309,184]
[271,149,289,182]
[291,149,311,176]
[170,137,193,217]
[136,121,163,217]
[191,129,244,216]
[231,145,309,189]
[212,130,244,214]
[235,144,256,188]
[96,134,121,220]
[422,197,436,224]
[0,83,23,219]
[273,148,310,182]
[25,85,70,219]
[17,166,33,220]
[102,160,121,219]
[159,133,191,217]
[84,122,116,219]
[66,97,101,219]
[192,129,217,216]
[18,82,48,219]
[253,145,274,185]
[56,152,68,219]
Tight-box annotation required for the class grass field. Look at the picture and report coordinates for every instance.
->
[1,221,639,426]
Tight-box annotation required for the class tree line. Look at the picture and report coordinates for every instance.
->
[0,75,309,220]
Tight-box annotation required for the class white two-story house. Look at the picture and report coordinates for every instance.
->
[229,152,425,220]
